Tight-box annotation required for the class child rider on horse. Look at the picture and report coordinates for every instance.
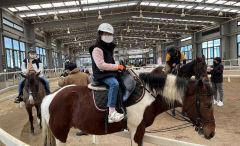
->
[165,46,187,74]
[14,48,50,103]
[89,23,124,123]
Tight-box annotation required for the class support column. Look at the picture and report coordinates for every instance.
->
[0,8,4,72]
[221,23,231,65]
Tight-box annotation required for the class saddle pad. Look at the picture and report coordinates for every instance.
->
[91,76,145,112]
[88,84,108,91]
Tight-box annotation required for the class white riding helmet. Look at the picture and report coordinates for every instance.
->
[98,23,114,34]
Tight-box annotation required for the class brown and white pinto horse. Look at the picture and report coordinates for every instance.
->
[151,56,209,81]
[41,73,215,146]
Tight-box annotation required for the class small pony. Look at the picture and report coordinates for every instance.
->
[41,72,215,146]
[21,72,46,134]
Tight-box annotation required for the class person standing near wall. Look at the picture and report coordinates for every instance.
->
[208,57,224,106]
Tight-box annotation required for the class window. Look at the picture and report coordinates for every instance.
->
[238,35,240,57]
[181,45,192,60]
[202,39,220,59]
[36,47,47,67]
[52,51,59,67]
[4,37,26,69]
[2,18,24,32]
[62,55,65,67]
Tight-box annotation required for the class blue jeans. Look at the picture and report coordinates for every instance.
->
[18,76,50,95]
[102,77,119,107]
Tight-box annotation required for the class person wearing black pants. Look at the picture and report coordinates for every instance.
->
[208,57,224,106]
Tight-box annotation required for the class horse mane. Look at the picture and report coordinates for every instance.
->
[139,73,188,105]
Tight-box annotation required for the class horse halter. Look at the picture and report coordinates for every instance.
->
[185,80,215,131]
[195,60,208,80]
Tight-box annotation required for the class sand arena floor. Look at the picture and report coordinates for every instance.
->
[0,78,240,146]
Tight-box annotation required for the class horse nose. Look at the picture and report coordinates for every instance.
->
[208,131,215,139]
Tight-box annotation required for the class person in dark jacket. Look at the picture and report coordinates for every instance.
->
[165,46,186,74]
[208,57,224,106]
[89,23,124,123]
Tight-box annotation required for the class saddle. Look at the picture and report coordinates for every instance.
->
[88,70,145,133]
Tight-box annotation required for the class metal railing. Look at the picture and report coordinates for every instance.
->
[0,68,64,90]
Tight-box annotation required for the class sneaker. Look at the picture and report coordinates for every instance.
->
[76,131,88,136]
[14,96,23,103]
[108,110,124,123]
[217,101,223,106]
[213,99,218,105]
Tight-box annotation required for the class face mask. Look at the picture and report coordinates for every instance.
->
[29,54,36,59]
[213,61,217,66]
[101,35,113,43]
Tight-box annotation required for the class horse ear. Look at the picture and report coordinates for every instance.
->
[36,72,40,76]
[20,73,27,78]
[198,80,203,87]
[202,55,205,60]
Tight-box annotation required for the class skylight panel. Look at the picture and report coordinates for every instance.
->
[52,2,65,7]
[149,2,159,6]
[186,5,193,9]
[195,6,205,9]
[184,0,196,2]
[212,8,220,11]
[99,5,108,9]
[205,0,217,3]
[141,2,149,6]
[37,12,47,16]
[81,0,88,5]
[128,2,137,6]
[83,7,89,11]
[26,13,37,17]
[109,4,119,8]
[204,7,213,10]
[28,5,41,9]
[40,4,52,8]
[64,1,77,6]
[8,8,18,12]
[224,1,236,5]
[234,2,240,6]
[229,9,238,13]
[58,10,68,14]
[177,5,186,8]
[215,1,226,4]
[88,6,98,10]
[19,14,26,18]
[195,0,203,2]
[16,6,29,11]
[222,8,230,12]
[119,3,128,7]
[159,3,168,7]
[69,8,79,12]
[88,0,99,4]
[168,4,177,8]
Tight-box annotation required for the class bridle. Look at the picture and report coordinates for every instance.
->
[195,60,208,80]
[184,80,215,131]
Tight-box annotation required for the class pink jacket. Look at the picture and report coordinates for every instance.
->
[92,47,118,71]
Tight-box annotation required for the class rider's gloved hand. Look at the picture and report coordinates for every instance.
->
[118,65,124,70]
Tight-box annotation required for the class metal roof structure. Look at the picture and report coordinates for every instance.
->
[2,0,239,52]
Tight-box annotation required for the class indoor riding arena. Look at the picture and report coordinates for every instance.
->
[0,0,240,146]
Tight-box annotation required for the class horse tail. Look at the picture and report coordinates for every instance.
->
[42,111,56,146]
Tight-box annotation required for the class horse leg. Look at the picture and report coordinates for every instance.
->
[26,106,34,134]
[35,105,42,130]
[55,139,66,146]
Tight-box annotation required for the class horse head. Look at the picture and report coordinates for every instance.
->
[183,79,215,139]
[193,56,209,81]
[22,72,41,104]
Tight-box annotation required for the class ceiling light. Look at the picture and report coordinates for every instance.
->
[116,41,118,45]
[135,40,138,44]
[218,11,223,16]
[127,26,130,33]
[74,38,77,41]
[67,28,70,34]
[98,11,102,19]
[28,5,41,9]
[16,6,29,11]
[145,43,147,47]
[54,14,58,20]
[79,42,81,46]
[130,44,132,47]
[157,25,160,31]
[40,3,52,8]
[139,10,143,18]
[185,25,188,30]
[8,8,18,12]
[181,9,185,17]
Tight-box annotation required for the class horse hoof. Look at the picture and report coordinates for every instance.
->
[31,132,34,136]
